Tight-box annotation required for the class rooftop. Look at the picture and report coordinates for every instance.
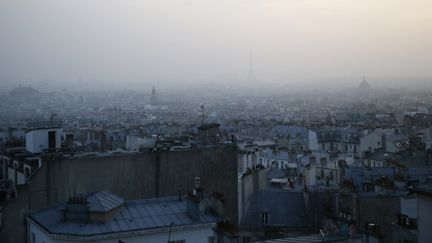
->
[28,192,219,238]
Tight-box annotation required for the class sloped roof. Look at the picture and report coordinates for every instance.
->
[87,190,124,213]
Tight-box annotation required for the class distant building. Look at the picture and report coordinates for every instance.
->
[198,123,220,145]
[272,126,319,152]
[126,135,156,151]
[27,191,220,243]
[257,149,297,169]
[150,86,158,105]
[9,85,39,97]
[358,77,371,91]
[0,129,25,145]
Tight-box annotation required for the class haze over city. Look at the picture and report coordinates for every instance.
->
[1,0,431,91]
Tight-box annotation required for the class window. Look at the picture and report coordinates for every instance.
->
[242,236,251,243]
[260,211,268,224]
[24,168,30,178]
[208,236,214,243]
[30,232,35,243]
[169,240,185,243]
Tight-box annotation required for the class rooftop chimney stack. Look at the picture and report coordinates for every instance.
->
[193,176,204,200]
[187,177,203,221]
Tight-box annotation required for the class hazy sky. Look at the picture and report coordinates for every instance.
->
[0,0,431,89]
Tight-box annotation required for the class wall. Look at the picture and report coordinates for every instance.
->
[7,167,25,185]
[238,168,268,223]
[308,130,319,151]
[26,128,62,153]
[418,194,432,243]
[0,146,237,243]
[358,195,401,241]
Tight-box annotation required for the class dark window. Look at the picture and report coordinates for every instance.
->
[48,131,56,149]
[260,211,268,224]
[243,236,251,243]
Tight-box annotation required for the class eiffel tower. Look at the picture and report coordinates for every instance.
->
[150,86,158,105]
[246,48,257,83]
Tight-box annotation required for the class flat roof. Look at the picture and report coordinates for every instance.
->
[25,127,62,133]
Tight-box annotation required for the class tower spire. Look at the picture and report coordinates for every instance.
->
[150,85,158,105]
[246,48,257,82]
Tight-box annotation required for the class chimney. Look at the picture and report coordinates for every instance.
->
[65,195,89,222]
[187,177,203,221]
[193,177,204,200]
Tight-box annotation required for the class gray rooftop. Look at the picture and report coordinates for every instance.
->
[29,195,219,237]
